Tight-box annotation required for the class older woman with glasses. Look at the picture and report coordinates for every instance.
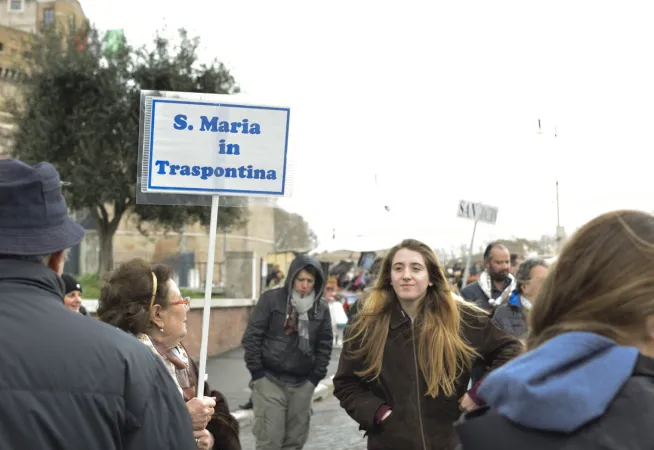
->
[97,258,241,450]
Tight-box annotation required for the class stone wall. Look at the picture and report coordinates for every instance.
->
[224,251,256,299]
[107,205,275,287]
[36,0,85,33]
[0,24,29,157]
[181,300,255,359]
[0,0,85,33]
[0,0,39,32]
[79,230,100,274]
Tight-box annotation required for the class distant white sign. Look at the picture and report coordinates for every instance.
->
[144,98,290,196]
[457,200,498,225]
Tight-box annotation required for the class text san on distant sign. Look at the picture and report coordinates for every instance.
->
[457,200,498,225]
[146,98,290,196]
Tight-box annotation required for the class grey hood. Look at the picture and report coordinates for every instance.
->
[284,254,325,307]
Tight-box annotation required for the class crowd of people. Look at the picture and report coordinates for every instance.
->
[240,216,654,450]
[2,157,653,450]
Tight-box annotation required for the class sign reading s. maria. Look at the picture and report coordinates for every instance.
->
[138,92,292,401]
[144,97,290,195]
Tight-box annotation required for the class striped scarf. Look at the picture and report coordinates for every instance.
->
[137,333,190,397]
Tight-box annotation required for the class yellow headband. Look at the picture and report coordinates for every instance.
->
[148,272,157,311]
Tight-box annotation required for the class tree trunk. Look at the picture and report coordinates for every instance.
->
[93,201,127,278]
[98,227,115,276]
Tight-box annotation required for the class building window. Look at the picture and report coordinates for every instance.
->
[43,7,55,25]
[8,0,24,12]
[0,43,4,53]
[69,14,76,32]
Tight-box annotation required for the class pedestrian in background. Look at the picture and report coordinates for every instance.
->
[266,269,285,290]
[61,273,88,315]
[0,159,195,450]
[266,264,281,286]
[461,243,515,312]
[242,254,333,450]
[491,258,549,340]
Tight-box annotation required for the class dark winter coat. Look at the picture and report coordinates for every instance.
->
[333,301,522,450]
[455,351,654,449]
[491,303,528,339]
[242,254,333,386]
[461,280,515,382]
[0,259,195,450]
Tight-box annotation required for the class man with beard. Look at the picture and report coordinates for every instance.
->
[460,243,518,388]
[461,243,516,312]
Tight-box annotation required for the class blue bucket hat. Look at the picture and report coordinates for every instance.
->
[0,159,84,255]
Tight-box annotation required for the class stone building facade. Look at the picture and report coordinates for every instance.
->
[78,202,276,294]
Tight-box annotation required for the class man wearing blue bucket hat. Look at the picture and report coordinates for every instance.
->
[0,159,196,449]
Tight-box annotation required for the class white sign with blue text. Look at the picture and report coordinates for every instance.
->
[145,98,290,196]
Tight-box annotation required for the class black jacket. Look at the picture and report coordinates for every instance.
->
[242,254,333,386]
[491,304,527,339]
[0,260,196,450]
[459,282,492,311]
[460,282,503,382]
[455,354,654,450]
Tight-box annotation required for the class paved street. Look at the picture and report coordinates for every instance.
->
[206,347,252,410]
[239,395,366,450]
[207,346,367,449]
[206,346,343,411]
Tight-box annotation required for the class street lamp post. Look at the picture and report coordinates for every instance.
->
[538,119,565,254]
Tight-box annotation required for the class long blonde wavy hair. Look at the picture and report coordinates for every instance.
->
[345,239,481,398]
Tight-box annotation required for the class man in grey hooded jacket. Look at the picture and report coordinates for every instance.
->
[242,254,333,450]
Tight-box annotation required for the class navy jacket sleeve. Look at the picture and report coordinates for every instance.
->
[124,350,196,450]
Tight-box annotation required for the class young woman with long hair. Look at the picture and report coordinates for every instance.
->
[456,210,654,449]
[333,239,521,450]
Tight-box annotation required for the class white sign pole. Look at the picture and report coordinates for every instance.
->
[196,194,219,398]
[460,215,478,290]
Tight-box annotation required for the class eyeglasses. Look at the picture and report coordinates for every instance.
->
[171,297,191,309]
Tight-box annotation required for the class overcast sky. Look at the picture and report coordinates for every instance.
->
[85,0,654,252]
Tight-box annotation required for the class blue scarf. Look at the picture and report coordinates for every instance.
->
[507,289,532,310]
[507,289,521,308]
